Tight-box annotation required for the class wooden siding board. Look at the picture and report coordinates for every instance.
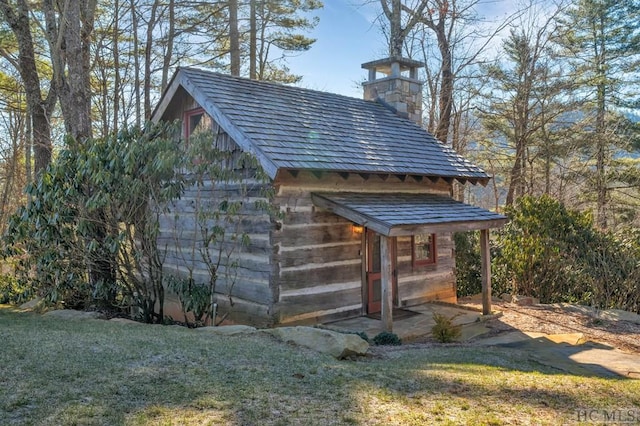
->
[277,287,362,320]
[278,243,360,268]
[272,223,357,246]
[279,263,362,291]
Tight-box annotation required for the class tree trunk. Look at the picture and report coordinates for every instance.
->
[113,0,120,134]
[229,0,240,76]
[161,0,175,91]
[249,0,257,79]
[0,0,54,174]
[596,83,607,229]
[130,0,141,128]
[144,0,159,120]
[45,0,96,141]
[435,24,453,143]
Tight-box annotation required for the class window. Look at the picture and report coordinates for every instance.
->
[412,234,437,267]
[184,108,212,140]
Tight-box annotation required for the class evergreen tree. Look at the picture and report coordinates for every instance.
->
[554,0,640,228]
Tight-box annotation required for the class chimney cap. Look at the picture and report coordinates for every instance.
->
[361,56,425,74]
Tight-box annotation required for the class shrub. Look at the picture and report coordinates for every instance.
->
[454,231,482,297]
[372,331,402,346]
[355,331,370,342]
[493,195,640,313]
[2,124,183,319]
[0,273,31,304]
[431,313,462,343]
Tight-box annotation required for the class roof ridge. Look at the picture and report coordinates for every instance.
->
[179,66,375,105]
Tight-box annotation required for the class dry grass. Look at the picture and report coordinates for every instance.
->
[1,305,638,425]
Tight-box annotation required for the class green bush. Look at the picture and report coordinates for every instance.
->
[2,124,183,318]
[165,274,213,327]
[493,195,640,312]
[454,231,482,297]
[372,331,402,346]
[0,273,31,304]
[431,313,462,343]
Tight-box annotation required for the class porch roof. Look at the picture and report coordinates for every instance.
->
[311,192,508,237]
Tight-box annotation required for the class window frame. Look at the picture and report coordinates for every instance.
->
[184,107,207,141]
[411,233,437,267]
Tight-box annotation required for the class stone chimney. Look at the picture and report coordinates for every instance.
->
[362,57,424,125]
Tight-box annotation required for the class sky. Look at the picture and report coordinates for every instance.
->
[286,0,520,99]
[287,1,385,98]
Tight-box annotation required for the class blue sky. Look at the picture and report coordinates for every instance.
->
[287,0,520,98]
[287,1,386,98]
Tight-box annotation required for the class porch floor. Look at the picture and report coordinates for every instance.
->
[323,303,485,342]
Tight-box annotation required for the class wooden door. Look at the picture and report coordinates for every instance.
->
[366,230,397,314]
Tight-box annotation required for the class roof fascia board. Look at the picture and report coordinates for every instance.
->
[387,218,509,237]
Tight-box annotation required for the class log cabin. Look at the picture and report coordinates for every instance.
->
[151,57,507,331]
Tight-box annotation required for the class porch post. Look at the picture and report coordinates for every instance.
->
[480,228,492,315]
[380,235,393,332]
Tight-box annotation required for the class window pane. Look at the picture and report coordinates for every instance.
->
[189,113,212,136]
[414,234,433,261]
[371,233,381,272]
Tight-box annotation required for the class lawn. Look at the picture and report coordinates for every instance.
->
[1,305,638,425]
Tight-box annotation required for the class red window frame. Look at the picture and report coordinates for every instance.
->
[411,234,437,267]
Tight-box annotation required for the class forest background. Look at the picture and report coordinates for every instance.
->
[0,0,639,319]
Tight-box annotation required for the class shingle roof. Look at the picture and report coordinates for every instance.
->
[156,67,490,182]
[311,192,507,236]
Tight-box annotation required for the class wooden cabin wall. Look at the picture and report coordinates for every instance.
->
[395,235,457,305]
[159,178,275,326]
[157,93,277,326]
[272,171,457,325]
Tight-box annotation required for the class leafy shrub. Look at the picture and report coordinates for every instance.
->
[372,331,402,346]
[166,274,213,327]
[0,273,31,304]
[335,330,370,342]
[493,195,640,312]
[431,313,462,343]
[454,231,482,297]
[2,124,183,318]
[355,331,370,342]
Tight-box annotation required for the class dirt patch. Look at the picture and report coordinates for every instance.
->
[460,299,640,354]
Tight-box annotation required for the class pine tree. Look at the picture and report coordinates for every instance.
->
[554,0,640,228]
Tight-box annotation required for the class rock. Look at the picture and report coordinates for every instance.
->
[499,293,513,303]
[599,309,640,325]
[554,304,640,325]
[195,325,257,335]
[43,309,107,320]
[109,318,143,325]
[264,326,369,359]
[512,295,539,306]
[19,298,41,310]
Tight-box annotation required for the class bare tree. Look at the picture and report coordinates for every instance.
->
[229,0,240,76]
[0,0,56,174]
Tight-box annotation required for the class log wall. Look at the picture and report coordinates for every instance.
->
[157,93,277,326]
[271,171,458,325]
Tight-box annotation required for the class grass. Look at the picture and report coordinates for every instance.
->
[1,305,638,425]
